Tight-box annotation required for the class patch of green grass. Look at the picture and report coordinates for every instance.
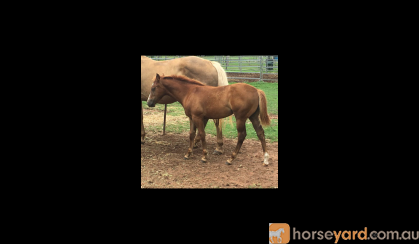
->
[143,101,185,116]
[204,118,278,142]
[229,81,278,116]
[142,82,278,142]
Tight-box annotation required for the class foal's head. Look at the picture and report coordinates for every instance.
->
[147,73,167,107]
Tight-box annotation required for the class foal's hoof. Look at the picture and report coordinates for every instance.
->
[212,150,223,155]
[184,156,189,160]
[225,161,232,165]
[200,159,207,163]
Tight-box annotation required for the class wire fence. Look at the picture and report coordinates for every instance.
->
[148,56,278,82]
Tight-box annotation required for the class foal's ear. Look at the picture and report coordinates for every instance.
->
[155,73,160,82]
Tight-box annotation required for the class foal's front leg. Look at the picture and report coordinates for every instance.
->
[213,119,224,155]
[184,118,196,160]
[194,117,208,163]
[193,119,209,148]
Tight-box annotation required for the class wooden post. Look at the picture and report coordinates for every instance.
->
[163,104,167,135]
[260,56,263,82]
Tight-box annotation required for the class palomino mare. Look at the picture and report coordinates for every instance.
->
[147,74,271,165]
[141,56,229,155]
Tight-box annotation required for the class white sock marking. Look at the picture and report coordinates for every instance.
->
[264,152,269,165]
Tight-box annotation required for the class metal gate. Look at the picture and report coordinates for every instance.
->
[147,56,278,82]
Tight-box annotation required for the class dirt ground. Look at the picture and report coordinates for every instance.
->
[141,132,278,188]
[141,108,278,189]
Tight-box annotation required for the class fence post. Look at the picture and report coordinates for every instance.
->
[226,56,229,70]
[163,104,167,135]
[259,56,263,82]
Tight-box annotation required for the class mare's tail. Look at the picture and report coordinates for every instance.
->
[211,61,228,87]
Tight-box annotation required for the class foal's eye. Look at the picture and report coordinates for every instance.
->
[151,87,156,91]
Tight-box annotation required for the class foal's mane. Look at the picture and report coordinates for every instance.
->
[162,75,206,86]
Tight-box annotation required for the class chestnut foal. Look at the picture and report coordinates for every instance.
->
[147,73,271,165]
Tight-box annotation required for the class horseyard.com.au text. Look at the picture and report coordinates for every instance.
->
[292,227,418,242]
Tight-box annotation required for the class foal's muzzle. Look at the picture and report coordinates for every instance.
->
[147,100,155,107]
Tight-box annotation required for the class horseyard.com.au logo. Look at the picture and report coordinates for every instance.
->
[269,223,290,243]
[270,224,418,243]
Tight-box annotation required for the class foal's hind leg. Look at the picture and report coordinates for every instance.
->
[184,118,196,160]
[249,110,269,165]
[226,118,247,165]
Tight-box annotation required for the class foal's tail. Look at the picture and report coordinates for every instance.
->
[257,89,271,126]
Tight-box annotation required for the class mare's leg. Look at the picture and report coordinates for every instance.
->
[193,117,208,163]
[213,119,224,155]
[249,109,269,165]
[184,118,196,159]
[141,103,145,144]
[226,118,247,165]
